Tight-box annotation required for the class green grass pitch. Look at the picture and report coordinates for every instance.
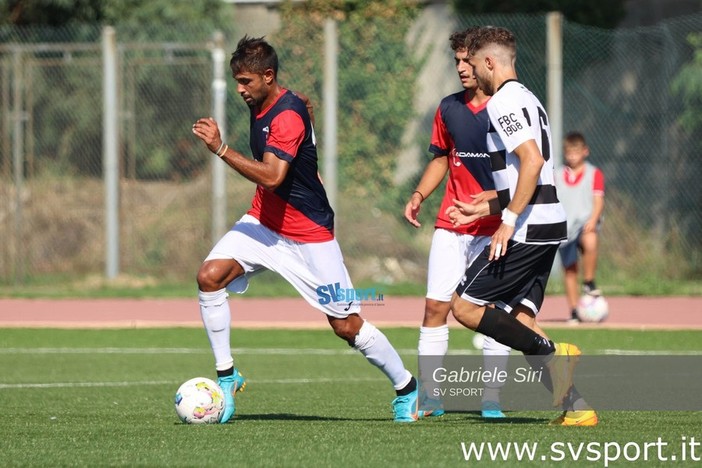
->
[1,327,701,467]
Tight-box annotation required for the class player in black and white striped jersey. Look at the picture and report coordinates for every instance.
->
[446,26,597,426]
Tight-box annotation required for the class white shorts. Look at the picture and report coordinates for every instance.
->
[426,228,492,302]
[205,214,359,318]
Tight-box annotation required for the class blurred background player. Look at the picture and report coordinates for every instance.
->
[404,28,510,419]
[555,132,605,323]
[192,35,419,424]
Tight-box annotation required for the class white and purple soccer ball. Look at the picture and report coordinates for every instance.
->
[576,294,609,323]
[174,377,225,424]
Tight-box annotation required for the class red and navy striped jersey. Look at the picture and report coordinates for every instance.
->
[429,90,501,236]
[246,89,334,242]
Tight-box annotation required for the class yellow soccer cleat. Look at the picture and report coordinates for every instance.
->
[549,410,598,426]
[547,343,582,407]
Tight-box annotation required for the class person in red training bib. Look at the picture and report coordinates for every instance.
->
[555,131,606,323]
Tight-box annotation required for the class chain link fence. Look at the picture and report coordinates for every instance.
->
[1,11,701,293]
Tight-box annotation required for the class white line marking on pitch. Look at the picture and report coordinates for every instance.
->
[0,347,700,356]
[0,347,479,355]
[0,377,385,390]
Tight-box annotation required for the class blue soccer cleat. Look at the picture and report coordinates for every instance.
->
[481,400,506,419]
[418,396,445,418]
[217,368,247,424]
[392,388,419,423]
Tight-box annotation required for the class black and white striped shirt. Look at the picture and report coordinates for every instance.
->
[486,80,567,245]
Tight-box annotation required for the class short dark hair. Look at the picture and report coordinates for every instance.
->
[565,131,587,146]
[467,26,516,56]
[230,35,279,77]
[449,27,479,52]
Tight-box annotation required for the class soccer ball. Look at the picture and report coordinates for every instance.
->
[174,377,225,424]
[576,295,609,323]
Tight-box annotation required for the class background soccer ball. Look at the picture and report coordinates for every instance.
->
[576,295,609,323]
[174,377,225,424]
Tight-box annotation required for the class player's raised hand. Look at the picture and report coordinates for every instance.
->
[192,117,223,154]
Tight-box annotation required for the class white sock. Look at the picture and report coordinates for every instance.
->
[418,325,449,356]
[354,321,412,391]
[199,289,234,372]
[482,335,511,403]
[417,325,449,397]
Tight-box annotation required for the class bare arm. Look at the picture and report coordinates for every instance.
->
[192,117,288,191]
[506,139,543,215]
[445,191,499,226]
[404,155,448,228]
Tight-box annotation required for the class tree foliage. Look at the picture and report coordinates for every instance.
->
[272,0,421,198]
[452,0,626,29]
[1,0,236,180]
[1,0,232,30]
[671,33,702,134]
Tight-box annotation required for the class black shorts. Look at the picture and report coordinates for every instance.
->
[455,240,558,315]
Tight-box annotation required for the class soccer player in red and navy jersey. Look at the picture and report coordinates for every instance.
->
[192,36,418,424]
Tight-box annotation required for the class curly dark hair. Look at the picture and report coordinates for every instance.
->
[230,35,279,77]
[449,26,480,52]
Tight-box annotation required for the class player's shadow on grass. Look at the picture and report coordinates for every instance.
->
[235,413,353,422]
[437,411,550,425]
[235,414,415,422]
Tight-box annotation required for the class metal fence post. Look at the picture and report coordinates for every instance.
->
[103,26,119,279]
[11,46,25,283]
[546,12,563,281]
[546,11,563,168]
[323,19,338,215]
[211,30,228,243]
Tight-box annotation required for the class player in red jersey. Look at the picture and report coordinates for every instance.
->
[192,35,418,424]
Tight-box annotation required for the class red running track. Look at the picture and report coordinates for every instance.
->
[0,296,700,329]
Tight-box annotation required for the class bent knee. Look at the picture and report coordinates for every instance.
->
[423,298,451,327]
[329,314,363,344]
[197,259,242,291]
[450,296,481,329]
[196,263,218,290]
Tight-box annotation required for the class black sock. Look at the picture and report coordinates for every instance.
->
[476,308,555,355]
[524,354,553,392]
[570,308,578,319]
[216,367,234,378]
[396,376,417,396]
[584,280,596,290]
